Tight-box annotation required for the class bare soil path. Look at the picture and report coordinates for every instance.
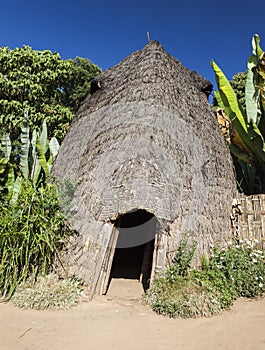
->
[1,286,265,350]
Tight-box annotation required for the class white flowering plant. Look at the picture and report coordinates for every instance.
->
[208,240,265,298]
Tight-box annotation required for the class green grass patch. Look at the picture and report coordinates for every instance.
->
[145,275,221,318]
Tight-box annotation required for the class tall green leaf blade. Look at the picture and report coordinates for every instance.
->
[214,90,226,110]
[49,137,60,160]
[39,119,48,153]
[47,137,60,173]
[20,117,30,179]
[30,130,41,184]
[36,136,50,178]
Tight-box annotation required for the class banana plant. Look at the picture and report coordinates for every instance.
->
[19,115,60,186]
[211,34,265,194]
[246,35,265,127]
[0,112,60,202]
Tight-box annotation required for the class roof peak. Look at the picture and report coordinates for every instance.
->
[143,39,165,50]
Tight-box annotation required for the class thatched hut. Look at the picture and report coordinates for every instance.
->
[52,41,237,296]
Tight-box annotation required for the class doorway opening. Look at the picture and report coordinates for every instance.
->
[106,209,158,295]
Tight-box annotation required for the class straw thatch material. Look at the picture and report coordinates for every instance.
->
[52,41,237,295]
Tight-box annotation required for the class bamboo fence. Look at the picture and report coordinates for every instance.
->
[236,194,265,250]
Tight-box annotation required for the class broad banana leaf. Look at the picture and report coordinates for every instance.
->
[49,137,60,160]
[246,55,260,124]
[30,129,41,184]
[246,120,265,163]
[39,119,48,153]
[2,164,20,203]
[257,53,265,131]
[246,34,265,126]
[36,136,50,178]
[211,60,248,131]
[47,137,60,172]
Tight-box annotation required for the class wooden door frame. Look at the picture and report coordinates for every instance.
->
[150,230,167,282]
[97,223,120,295]
[96,215,167,295]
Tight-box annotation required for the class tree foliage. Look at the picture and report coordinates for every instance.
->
[0,46,101,143]
[61,56,102,112]
[230,71,247,113]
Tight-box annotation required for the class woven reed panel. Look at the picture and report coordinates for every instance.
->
[237,194,265,249]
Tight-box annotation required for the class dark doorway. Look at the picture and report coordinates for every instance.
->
[107,209,158,293]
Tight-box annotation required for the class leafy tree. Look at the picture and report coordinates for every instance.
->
[230,71,247,113]
[61,56,102,112]
[0,46,101,143]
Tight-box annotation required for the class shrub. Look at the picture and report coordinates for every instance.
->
[190,268,236,309]
[165,238,197,281]
[208,241,265,298]
[145,238,265,318]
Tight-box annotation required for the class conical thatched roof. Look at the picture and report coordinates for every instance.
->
[52,41,237,294]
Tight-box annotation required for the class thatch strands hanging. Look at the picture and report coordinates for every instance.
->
[52,41,237,296]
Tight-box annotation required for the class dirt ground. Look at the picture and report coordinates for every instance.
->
[1,279,265,350]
